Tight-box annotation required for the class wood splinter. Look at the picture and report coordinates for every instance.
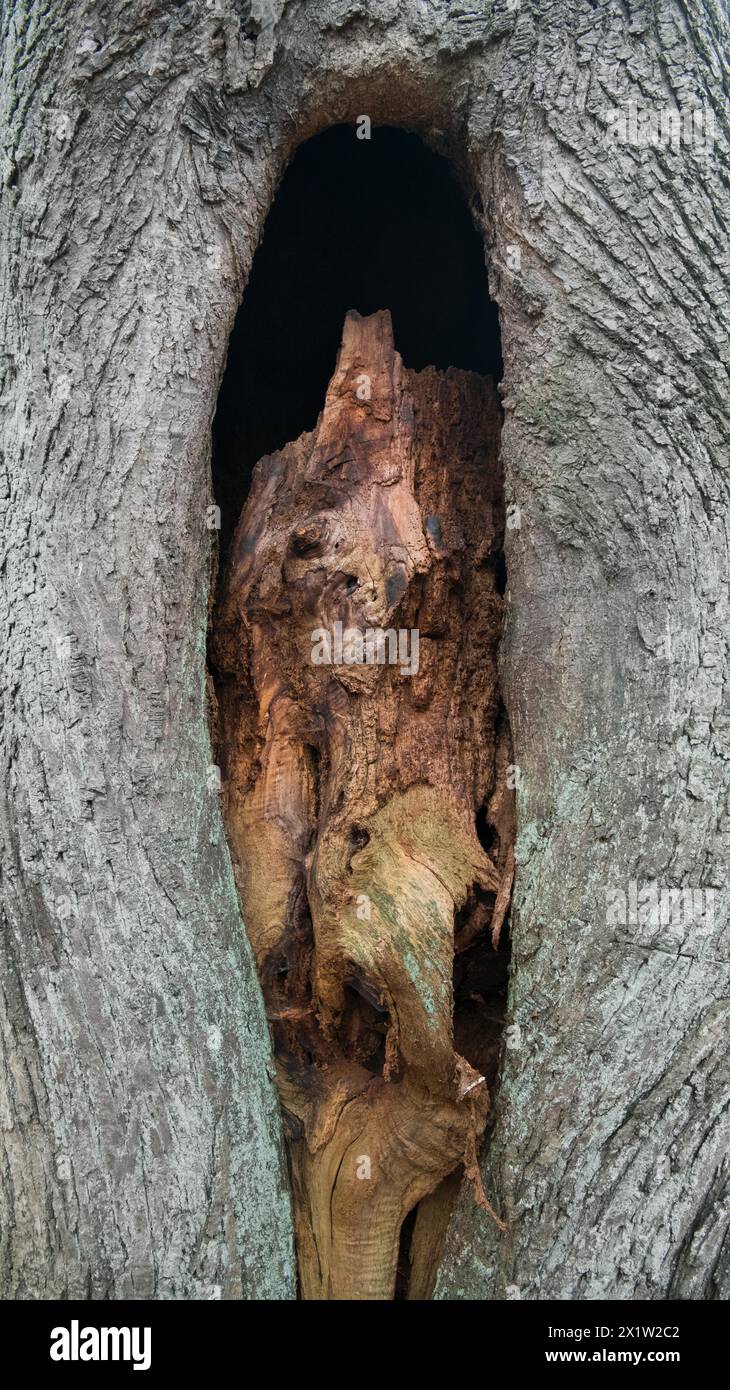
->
[212,310,514,1299]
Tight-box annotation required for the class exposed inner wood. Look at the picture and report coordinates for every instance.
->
[211,310,513,1300]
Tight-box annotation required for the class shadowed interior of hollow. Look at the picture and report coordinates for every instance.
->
[209,127,511,1301]
[212,123,503,558]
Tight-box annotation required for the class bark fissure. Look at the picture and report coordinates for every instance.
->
[212,309,513,1299]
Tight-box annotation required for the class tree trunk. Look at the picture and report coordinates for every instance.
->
[1,0,728,1301]
[0,0,295,1299]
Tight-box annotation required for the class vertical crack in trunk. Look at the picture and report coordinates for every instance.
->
[211,310,513,1299]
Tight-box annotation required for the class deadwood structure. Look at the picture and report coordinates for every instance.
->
[1,0,729,1300]
[212,309,512,1297]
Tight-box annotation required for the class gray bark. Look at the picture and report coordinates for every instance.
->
[0,0,295,1299]
[1,0,728,1300]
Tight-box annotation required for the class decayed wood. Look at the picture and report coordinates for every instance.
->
[213,310,512,1298]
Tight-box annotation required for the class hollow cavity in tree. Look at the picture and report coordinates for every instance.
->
[212,310,513,1299]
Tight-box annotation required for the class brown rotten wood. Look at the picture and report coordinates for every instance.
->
[212,310,513,1299]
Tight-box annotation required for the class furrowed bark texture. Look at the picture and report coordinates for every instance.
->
[1,0,729,1299]
[0,0,295,1298]
[212,309,510,1298]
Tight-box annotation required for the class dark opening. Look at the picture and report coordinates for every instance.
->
[212,123,503,555]
[395,1204,419,1300]
[210,121,511,1301]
